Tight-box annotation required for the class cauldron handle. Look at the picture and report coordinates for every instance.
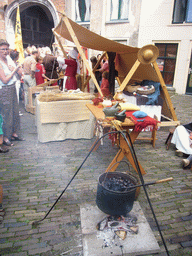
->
[102,160,136,186]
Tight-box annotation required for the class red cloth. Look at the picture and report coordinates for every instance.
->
[92,98,103,105]
[65,59,77,90]
[35,63,45,85]
[125,111,160,132]
[100,78,110,97]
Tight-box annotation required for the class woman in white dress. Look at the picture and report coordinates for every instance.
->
[171,124,192,168]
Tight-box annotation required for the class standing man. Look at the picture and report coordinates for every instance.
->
[23,50,38,108]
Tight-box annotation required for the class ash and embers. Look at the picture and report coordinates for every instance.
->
[96,213,139,248]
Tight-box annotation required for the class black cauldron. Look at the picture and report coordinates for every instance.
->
[96,172,137,216]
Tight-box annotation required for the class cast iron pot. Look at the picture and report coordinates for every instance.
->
[96,172,137,216]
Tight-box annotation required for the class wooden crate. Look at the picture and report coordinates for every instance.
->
[26,86,60,114]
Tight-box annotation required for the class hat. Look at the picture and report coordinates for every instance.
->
[138,45,159,64]
[44,46,52,55]
[68,49,78,60]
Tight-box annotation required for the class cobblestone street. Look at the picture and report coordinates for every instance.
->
[0,93,192,256]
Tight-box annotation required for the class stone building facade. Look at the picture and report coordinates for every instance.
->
[0,0,64,49]
[0,0,141,50]
[1,1,190,94]
[138,0,192,94]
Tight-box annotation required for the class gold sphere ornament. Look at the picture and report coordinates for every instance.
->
[138,45,159,64]
[143,49,154,61]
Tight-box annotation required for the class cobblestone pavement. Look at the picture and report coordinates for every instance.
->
[0,93,192,256]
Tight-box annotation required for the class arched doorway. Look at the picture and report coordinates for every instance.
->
[21,6,54,48]
[4,0,59,49]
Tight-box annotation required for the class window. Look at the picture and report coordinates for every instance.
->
[75,0,91,22]
[172,0,192,23]
[155,43,178,86]
[110,0,129,21]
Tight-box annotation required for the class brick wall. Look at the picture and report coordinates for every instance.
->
[0,0,7,39]
[52,0,65,17]
[0,0,65,39]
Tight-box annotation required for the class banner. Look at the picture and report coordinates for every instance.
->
[15,5,24,64]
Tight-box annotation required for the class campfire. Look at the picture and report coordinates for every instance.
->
[96,213,139,248]
[95,168,140,247]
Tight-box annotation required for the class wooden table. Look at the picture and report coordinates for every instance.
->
[86,103,146,175]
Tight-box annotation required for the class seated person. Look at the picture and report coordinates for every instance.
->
[182,154,192,168]
[171,125,192,168]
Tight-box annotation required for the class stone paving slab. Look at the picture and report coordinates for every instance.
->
[80,202,160,256]
[0,94,192,255]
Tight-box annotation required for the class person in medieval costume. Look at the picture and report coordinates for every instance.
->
[43,47,59,86]
[57,48,79,90]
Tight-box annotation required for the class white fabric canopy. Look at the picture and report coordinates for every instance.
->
[54,16,159,82]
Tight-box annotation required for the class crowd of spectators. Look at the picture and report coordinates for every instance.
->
[0,39,111,156]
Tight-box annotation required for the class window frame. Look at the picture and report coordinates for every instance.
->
[155,43,178,86]
[75,0,91,23]
[186,0,192,22]
[172,0,192,24]
[110,0,129,21]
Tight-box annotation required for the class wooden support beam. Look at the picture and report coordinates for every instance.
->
[114,59,140,99]
[53,31,68,59]
[116,76,122,86]
[82,51,106,91]
[36,79,59,87]
[61,14,103,97]
[153,61,178,121]
[119,59,140,92]
[158,121,180,127]
[93,51,107,71]
[28,87,33,108]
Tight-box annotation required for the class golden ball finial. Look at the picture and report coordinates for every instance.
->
[142,49,154,61]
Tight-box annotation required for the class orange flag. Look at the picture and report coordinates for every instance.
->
[15,5,24,64]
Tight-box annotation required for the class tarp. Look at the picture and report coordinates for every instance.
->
[54,17,159,82]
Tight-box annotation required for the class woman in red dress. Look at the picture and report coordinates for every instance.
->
[100,71,110,97]
[57,48,78,90]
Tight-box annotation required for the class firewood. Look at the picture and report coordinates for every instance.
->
[115,230,127,240]
[129,225,139,234]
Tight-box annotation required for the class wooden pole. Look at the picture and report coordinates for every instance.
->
[116,76,122,86]
[53,31,68,59]
[113,59,140,100]
[82,51,106,91]
[153,61,177,121]
[119,59,140,92]
[60,14,103,97]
